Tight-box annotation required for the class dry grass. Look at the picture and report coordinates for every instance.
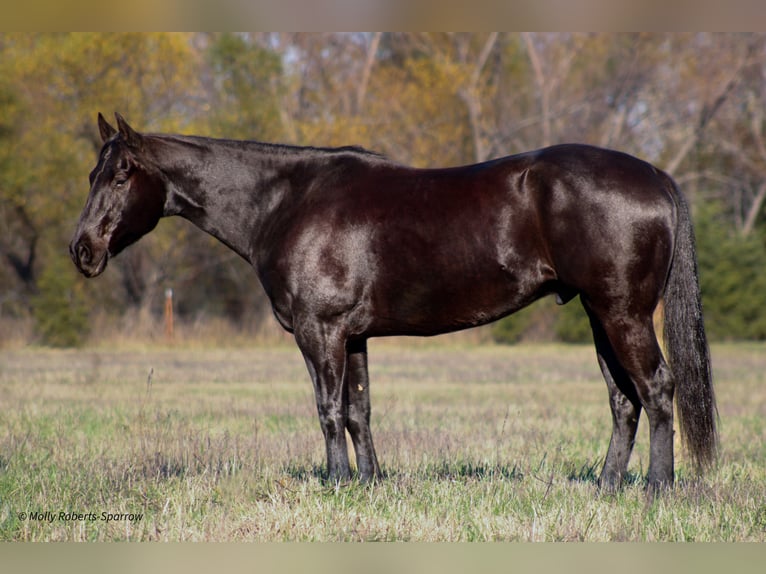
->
[1,342,764,541]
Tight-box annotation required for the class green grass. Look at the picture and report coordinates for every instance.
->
[0,343,764,541]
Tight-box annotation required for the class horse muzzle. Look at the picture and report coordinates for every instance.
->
[69,234,109,278]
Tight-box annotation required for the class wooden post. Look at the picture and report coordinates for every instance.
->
[164,287,174,341]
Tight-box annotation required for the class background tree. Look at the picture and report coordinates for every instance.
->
[1,32,764,344]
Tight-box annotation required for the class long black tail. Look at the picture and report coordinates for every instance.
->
[663,177,718,472]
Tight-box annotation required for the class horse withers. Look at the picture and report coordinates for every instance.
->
[70,113,718,490]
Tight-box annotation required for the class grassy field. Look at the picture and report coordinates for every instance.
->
[0,341,764,541]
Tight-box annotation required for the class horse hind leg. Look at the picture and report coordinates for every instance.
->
[584,301,642,491]
[584,299,675,490]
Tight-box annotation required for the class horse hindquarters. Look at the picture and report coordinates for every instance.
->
[585,176,717,489]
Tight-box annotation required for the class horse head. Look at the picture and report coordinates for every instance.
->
[70,113,166,278]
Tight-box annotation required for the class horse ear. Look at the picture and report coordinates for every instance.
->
[98,113,117,143]
[115,113,143,150]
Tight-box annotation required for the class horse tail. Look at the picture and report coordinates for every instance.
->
[662,176,718,472]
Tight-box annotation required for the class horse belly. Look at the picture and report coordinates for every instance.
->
[367,259,546,337]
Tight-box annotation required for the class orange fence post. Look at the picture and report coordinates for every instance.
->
[164,287,174,341]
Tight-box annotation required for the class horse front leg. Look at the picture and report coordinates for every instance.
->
[295,321,352,483]
[345,339,382,482]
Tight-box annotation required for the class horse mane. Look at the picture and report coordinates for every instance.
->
[146,133,389,162]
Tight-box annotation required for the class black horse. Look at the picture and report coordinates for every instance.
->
[71,113,717,490]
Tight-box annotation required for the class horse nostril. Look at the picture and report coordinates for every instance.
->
[77,242,92,266]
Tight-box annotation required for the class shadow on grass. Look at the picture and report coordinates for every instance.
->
[567,459,602,485]
[566,458,644,488]
[282,463,395,485]
[282,463,327,482]
[410,460,525,482]
[282,460,525,483]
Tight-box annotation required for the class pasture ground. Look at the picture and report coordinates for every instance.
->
[1,342,764,541]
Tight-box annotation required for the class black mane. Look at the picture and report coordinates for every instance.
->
[147,133,388,161]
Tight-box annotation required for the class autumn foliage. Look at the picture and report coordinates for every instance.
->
[1,33,765,345]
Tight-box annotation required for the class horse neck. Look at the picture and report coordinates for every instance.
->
[150,135,311,264]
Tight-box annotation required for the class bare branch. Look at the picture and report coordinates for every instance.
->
[470,32,499,88]
[459,33,500,163]
[355,32,382,115]
[750,101,766,163]
[666,37,760,176]
[665,129,698,176]
[743,182,766,237]
[522,32,551,147]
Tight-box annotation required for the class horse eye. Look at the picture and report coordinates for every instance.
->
[113,174,129,189]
